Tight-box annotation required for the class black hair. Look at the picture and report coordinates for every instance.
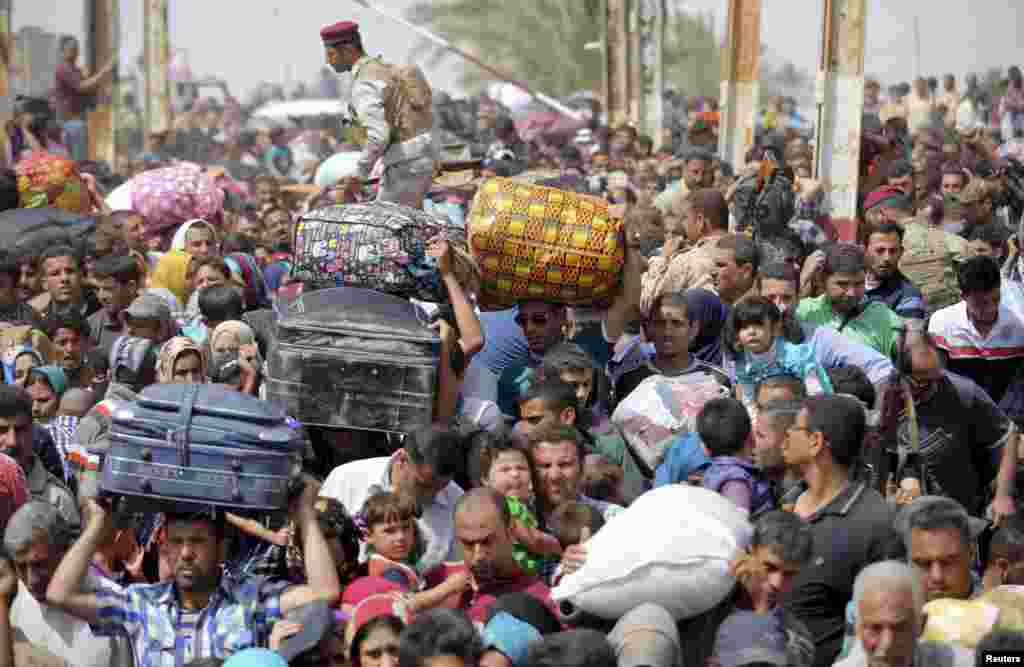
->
[165,509,226,542]
[92,255,140,284]
[527,630,617,667]
[967,223,1011,248]
[722,297,782,356]
[827,365,877,407]
[717,234,759,272]
[315,497,361,567]
[538,343,607,409]
[197,285,244,323]
[0,253,19,284]
[803,395,865,467]
[38,245,80,271]
[398,609,482,667]
[0,385,31,420]
[696,397,751,457]
[526,422,586,467]
[866,221,905,243]
[758,261,799,286]
[751,510,814,564]
[517,376,579,422]
[0,170,18,213]
[887,159,913,180]
[957,255,1001,295]
[823,243,866,277]
[43,310,90,341]
[403,424,464,481]
[352,615,405,667]
[987,514,1024,566]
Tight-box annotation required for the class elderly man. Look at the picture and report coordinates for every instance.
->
[321,21,437,209]
[5,502,131,667]
[422,488,557,624]
[835,560,973,667]
[320,425,464,572]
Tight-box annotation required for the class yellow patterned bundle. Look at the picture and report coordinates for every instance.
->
[468,177,625,310]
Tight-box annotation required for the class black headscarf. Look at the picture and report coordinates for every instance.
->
[684,288,729,366]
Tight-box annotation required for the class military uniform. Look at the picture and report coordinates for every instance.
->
[348,55,438,209]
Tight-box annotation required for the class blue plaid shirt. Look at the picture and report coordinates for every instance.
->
[91,575,290,667]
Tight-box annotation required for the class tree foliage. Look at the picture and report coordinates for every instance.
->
[405,0,721,100]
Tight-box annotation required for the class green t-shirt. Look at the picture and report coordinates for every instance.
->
[795,295,904,358]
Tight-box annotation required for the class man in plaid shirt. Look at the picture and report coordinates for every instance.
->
[45,478,341,667]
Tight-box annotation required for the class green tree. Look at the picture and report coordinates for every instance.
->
[405,0,721,100]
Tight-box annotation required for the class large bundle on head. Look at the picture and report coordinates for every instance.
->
[16,152,90,213]
[552,485,751,620]
[291,202,478,303]
[128,162,224,239]
[611,371,731,474]
[468,177,626,310]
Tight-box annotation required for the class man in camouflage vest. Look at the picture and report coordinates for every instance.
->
[321,21,438,209]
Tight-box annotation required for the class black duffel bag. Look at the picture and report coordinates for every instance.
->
[102,383,304,513]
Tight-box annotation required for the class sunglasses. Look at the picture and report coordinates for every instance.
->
[515,315,550,328]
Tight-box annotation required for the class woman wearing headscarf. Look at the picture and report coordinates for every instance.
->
[1,326,57,387]
[170,218,220,255]
[156,336,208,385]
[147,250,192,310]
[684,288,730,366]
[1001,67,1024,141]
[208,320,261,395]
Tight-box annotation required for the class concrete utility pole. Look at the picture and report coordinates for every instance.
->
[0,0,10,120]
[603,0,631,128]
[143,0,171,134]
[86,0,119,166]
[634,0,667,147]
[813,0,867,241]
[718,0,761,169]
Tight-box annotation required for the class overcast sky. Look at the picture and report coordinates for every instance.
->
[12,0,1023,99]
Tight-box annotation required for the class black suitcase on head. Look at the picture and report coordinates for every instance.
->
[102,383,304,513]
[265,287,440,434]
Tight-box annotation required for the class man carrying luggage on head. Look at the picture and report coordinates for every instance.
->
[322,21,438,209]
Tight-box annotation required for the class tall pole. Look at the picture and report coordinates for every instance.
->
[87,0,119,167]
[0,0,11,120]
[606,0,631,128]
[813,0,867,242]
[636,0,667,147]
[143,0,171,135]
[913,16,921,79]
[718,0,762,169]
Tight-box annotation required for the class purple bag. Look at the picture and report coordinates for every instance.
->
[129,163,224,237]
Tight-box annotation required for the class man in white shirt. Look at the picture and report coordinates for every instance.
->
[4,501,131,667]
[320,426,465,572]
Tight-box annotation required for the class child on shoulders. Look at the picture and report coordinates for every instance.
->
[698,397,775,515]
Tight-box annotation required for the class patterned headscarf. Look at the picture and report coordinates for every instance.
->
[0,453,28,534]
[148,250,193,305]
[208,320,259,378]
[157,336,208,384]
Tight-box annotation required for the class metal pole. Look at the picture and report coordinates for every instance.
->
[718,0,762,169]
[144,0,171,134]
[0,0,11,120]
[87,0,119,166]
[351,0,582,119]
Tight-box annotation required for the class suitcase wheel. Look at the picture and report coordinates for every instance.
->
[141,448,153,462]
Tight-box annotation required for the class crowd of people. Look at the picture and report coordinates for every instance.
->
[0,15,1021,667]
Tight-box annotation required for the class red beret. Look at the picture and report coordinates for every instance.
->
[864,186,909,211]
[320,21,359,45]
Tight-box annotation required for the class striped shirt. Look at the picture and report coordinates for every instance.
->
[91,575,290,667]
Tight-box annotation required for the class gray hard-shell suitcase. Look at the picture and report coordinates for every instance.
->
[264,287,440,433]
[102,383,304,512]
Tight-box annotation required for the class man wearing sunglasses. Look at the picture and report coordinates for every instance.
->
[495,302,567,417]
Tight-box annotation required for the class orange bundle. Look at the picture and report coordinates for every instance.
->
[468,177,625,310]
[15,151,89,213]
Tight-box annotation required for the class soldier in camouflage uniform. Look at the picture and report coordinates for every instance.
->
[321,21,438,209]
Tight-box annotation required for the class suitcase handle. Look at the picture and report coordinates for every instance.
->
[167,384,200,467]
